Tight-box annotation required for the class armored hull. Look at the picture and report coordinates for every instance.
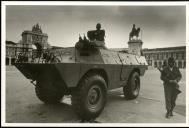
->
[15,47,147,90]
[14,41,148,120]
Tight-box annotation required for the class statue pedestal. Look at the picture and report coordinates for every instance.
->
[128,40,143,56]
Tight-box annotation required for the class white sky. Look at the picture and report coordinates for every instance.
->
[6,5,186,49]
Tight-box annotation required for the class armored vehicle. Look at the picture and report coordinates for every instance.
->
[14,29,148,120]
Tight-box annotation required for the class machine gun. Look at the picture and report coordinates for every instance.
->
[157,67,181,95]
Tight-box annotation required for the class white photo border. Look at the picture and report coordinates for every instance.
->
[1,1,189,127]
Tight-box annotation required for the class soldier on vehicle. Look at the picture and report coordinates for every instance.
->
[160,57,182,119]
[86,23,107,49]
[94,23,105,41]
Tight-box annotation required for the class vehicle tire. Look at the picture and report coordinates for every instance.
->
[123,72,140,100]
[71,73,107,120]
[35,81,64,104]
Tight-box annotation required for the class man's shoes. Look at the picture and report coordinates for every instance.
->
[165,112,171,119]
[170,111,173,116]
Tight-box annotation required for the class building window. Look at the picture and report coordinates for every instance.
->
[163,60,167,66]
[175,62,177,67]
[166,52,168,58]
[154,61,157,67]
[150,54,152,59]
[145,55,147,59]
[159,53,161,60]
[176,53,179,59]
[173,53,176,58]
[160,53,163,60]
[148,60,152,66]
[182,52,184,59]
[159,61,162,67]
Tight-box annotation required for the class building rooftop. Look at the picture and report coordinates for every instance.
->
[143,46,186,51]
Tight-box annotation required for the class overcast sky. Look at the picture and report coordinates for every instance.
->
[6,5,186,48]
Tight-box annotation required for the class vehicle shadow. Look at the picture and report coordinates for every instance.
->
[27,101,102,123]
[34,94,127,123]
[25,102,79,123]
[9,91,132,123]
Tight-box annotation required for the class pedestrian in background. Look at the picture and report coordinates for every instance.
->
[160,57,182,119]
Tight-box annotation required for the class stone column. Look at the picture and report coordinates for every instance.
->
[156,60,158,67]
[182,60,184,68]
[175,60,178,67]
[9,57,11,66]
[152,60,154,67]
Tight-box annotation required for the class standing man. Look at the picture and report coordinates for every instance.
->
[160,57,182,118]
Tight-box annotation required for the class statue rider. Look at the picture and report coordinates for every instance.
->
[132,24,137,34]
[129,24,140,41]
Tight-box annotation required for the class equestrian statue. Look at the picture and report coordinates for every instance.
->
[129,24,141,41]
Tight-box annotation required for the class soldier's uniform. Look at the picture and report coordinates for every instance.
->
[160,60,182,118]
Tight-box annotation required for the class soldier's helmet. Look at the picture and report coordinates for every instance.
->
[96,23,101,30]
[168,57,175,64]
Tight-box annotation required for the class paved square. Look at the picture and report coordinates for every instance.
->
[5,66,186,123]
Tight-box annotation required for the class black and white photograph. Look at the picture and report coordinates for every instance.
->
[1,1,189,127]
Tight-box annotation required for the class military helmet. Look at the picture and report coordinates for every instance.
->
[168,57,175,64]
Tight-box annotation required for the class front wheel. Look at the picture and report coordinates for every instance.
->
[71,73,107,120]
[35,81,64,104]
[123,72,140,100]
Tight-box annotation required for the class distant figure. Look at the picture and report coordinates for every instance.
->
[87,23,105,41]
[17,53,23,63]
[160,57,182,119]
[129,24,140,41]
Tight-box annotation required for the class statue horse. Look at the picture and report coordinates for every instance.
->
[129,27,140,41]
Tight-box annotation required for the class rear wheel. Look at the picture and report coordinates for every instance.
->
[123,72,140,100]
[35,81,64,104]
[71,73,107,120]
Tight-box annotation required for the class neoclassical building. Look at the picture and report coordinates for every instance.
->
[6,24,186,68]
[6,23,50,65]
[142,46,186,68]
[6,41,17,65]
